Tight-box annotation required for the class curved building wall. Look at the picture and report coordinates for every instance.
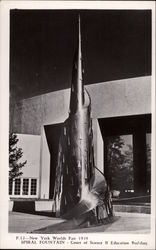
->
[11,76,151,135]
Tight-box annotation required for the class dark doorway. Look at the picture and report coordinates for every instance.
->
[44,123,63,199]
[98,114,151,199]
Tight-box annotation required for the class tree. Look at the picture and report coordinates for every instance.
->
[146,143,151,193]
[107,136,125,191]
[9,133,27,180]
[121,144,133,191]
[107,136,134,195]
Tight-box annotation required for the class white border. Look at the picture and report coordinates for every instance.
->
[0,1,155,249]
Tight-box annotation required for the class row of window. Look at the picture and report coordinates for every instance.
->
[9,178,38,196]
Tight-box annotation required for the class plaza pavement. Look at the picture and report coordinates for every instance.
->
[9,211,150,234]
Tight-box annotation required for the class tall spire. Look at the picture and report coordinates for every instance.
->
[53,14,114,223]
[70,14,84,114]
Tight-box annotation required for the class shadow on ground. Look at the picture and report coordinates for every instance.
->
[31,215,119,234]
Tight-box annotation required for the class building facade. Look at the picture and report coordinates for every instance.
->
[9,76,151,200]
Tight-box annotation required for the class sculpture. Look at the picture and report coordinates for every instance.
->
[53,15,114,226]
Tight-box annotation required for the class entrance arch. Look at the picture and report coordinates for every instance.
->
[98,114,151,197]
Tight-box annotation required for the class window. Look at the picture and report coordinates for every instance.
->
[9,179,13,195]
[22,179,29,195]
[31,179,37,195]
[9,178,38,197]
[14,179,21,195]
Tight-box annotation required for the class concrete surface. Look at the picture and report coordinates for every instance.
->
[9,211,150,234]
[113,204,150,214]
[9,212,64,233]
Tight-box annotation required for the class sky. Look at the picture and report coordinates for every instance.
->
[10,9,151,102]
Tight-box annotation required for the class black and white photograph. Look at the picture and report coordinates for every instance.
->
[0,1,155,249]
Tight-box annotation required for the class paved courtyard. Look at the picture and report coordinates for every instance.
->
[9,211,150,234]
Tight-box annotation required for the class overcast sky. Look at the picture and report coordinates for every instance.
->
[10,9,151,102]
